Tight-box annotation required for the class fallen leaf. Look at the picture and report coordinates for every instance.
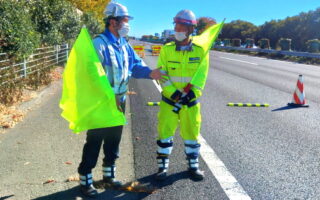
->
[66,176,80,182]
[43,179,55,184]
[119,181,158,194]
[127,91,137,95]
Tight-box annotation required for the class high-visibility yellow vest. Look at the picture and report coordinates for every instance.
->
[157,41,209,100]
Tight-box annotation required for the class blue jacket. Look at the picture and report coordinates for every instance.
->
[93,29,152,102]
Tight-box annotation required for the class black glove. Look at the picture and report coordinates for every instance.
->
[170,90,183,101]
[180,90,196,105]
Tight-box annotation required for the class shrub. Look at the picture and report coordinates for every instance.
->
[0,0,40,60]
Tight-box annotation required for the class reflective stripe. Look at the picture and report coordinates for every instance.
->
[80,174,92,180]
[158,163,169,168]
[161,80,172,87]
[103,172,112,177]
[184,140,199,145]
[98,34,129,94]
[122,45,129,84]
[80,180,87,185]
[170,76,192,83]
[80,179,92,185]
[159,137,174,143]
[190,158,199,163]
[103,167,116,172]
[157,146,173,155]
[192,85,202,90]
[190,163,199,168]
[185,146,200,154]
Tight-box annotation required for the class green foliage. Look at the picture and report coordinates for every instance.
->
[0,0,40,60]
[223,39,231,46]
[29,0,81,46]
[196,17,216,35]
[219,7,320,51]
[81,12,104,38]
[232,38,241,47]
[278,38,292,51]
[220,20,258,42]
[306,39,320,53]
[245,38,254,48]
[259,38,271,49]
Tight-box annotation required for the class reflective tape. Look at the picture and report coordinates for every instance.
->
[103,172,112,177]
[170,76,192,83]
[157,146,173,155]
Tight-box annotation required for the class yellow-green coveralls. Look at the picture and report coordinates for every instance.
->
[156,41,209,173]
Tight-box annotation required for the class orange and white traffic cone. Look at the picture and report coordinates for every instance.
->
[288,75,309,107]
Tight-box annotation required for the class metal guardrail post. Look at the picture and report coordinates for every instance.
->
[66,43,69,60]
[56,45,59,64]
[23,56,27,77]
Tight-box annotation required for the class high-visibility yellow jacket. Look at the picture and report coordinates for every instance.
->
[157,41,209,101]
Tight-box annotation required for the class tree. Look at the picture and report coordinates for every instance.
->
[67,0,110,24]
[220,20,258,44]
[0,0,40,59]
[29,0,81,46]
[196,17,216,35]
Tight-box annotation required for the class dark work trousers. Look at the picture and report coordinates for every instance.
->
[78,101,126,175]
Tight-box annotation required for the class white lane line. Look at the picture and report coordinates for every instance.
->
[199,136,251,200]
[152,80,162,92]
[220,56,258,66]
[151,81,252,200]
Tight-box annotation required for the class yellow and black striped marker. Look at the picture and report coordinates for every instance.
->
[147,102,160,106]
[227,103,269,107]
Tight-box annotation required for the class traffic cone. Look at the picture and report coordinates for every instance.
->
[288,75,309,107]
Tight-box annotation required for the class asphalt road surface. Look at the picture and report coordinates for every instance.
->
[129,47,320,200]
[1,45,320,200]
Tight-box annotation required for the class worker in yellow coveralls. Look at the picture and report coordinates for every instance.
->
[156,9,210,181]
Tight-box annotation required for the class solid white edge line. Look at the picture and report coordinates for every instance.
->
[220,56,258,66]
[199,136,251,200]
[151,80,252,200]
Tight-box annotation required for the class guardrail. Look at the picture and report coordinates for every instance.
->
[213,46,320,59]
[0,44,69,85]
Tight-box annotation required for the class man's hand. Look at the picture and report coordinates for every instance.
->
[179,90,196,104]
[149,68,167,82]
[115,97,123,112]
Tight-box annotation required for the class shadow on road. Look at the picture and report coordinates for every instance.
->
[0,195,15,200]
[32,184,138,200]
[135,171,199,198]
[32,171,195,200]
[272,105,307,112]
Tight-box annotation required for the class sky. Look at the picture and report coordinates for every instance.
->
[114,0,320,38]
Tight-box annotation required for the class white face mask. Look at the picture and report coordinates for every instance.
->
[118,22,130,37]
[174,31,187,42]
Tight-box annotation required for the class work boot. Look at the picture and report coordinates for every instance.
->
[155,155,169,181]
[79,173,98,198]
[102,165,122,188]
[187,157,204,181]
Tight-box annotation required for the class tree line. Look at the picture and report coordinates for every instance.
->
[219,8,320,51]
[0,0,108,60]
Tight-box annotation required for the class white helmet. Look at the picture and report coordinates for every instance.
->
[104,2,133,19]
[174,10,197,26]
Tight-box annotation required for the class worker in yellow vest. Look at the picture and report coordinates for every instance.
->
[156,10,209,181]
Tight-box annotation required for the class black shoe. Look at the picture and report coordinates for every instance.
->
[189,169,204,181]
[80,184,98,198]
[155,169,167,181]
[103,177,122,188]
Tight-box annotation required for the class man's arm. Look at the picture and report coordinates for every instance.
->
[128,44,164,80]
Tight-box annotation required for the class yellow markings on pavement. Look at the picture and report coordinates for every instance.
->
[227,103,269,107]
[147,102,160,106]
